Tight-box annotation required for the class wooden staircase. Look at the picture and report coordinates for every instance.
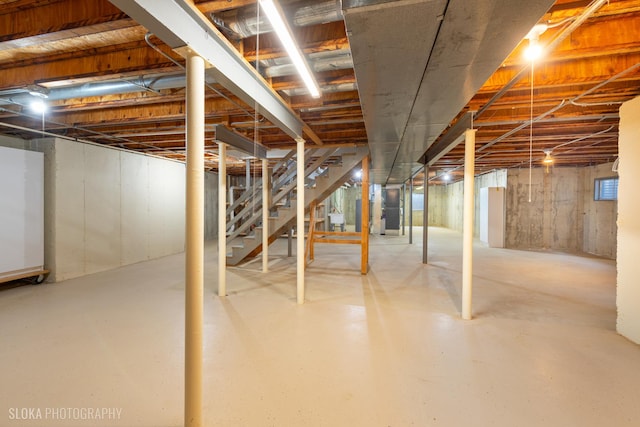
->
[226,145,369,266]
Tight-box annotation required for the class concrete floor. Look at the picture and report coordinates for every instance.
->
[1,227,639,427]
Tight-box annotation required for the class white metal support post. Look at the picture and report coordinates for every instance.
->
[462,128,477,320]
[218,142,227,297]
[296,138,305,304]
[422,164,429,264]
[409,176,413,244]
[262,158,269,272]
[185,52,204,427]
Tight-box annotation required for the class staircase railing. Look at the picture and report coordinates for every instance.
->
[224,146,346,245]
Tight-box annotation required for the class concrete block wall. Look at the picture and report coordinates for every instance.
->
[0,136,218,282]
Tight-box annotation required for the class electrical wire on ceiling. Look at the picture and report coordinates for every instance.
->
[551,125,615,152]
[528,61,534,203]
[475,0,610,122]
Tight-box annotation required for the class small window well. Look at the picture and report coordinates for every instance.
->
[594,177,618,201]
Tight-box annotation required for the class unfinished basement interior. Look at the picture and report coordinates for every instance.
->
[1,0,640,426]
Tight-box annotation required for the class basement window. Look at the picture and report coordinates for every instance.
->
[594,177,619,201]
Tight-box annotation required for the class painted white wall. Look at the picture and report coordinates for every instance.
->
[52,139,187,281]
[617,95,640,344]
[0,146,44,279]
[0,136,218,283]
[479,187,505,248]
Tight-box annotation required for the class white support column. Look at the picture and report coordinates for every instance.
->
[296,138,305,304]
[185,52,204,427]
[262,158,269,273]
[462,128,477,320]
[218,142,227,297]
[422,164,429,264]
[409,176,413,244]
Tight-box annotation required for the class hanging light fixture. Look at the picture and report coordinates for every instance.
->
[259,0,321,98]
[543,150,553,173]
[524,23,548,61]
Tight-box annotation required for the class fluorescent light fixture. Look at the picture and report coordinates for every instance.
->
[259,0,321,98]
[30,100,47,114]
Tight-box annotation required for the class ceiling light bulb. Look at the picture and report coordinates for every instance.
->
[524,39,544,61]
[30,100,47,114]
[443,173,450,181]
[543,150,553,164]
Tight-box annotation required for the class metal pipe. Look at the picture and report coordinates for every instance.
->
[422,164,429,264]
[211,0,342,39]
[401,183,406,236]
[479,62,640,153]
[296,139,305,304]
[262,158,269,273]
[245,159,251,191]
[409,176,413,244]
[184,52,204,427]
[462,129,476,320]
[218,142,227,297]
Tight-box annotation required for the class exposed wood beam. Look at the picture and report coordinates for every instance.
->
[0,0,125,41]
[0,42,181,88]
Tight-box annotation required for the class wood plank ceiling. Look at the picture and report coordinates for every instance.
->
[0,0,639,182]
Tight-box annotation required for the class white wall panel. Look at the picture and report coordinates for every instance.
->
[2,136,207,282]
[84,144,122,274]
[54,140,86,281]
[148,156,185,259]
[0,146,44,278]
[121,153,150,264]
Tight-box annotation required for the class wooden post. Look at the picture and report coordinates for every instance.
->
[309,201,316,262]
[361,156,370,275]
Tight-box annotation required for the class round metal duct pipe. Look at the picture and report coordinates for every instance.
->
[211,0,343,39]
